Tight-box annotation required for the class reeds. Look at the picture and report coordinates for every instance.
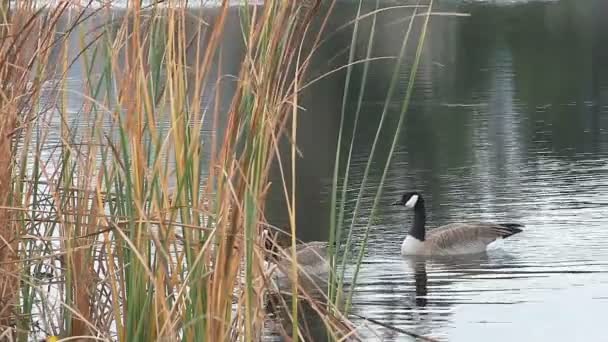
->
[0,0,343,340]
[0,0,440,340]
[328,0,435,315]
[1,2,72,339]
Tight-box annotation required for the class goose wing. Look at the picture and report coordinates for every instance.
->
[426,222,522,255]
[294,241,327,265]
[275,242,329,292]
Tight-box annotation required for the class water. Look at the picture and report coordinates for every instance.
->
[40,0,608,340]
[266,0,608,340]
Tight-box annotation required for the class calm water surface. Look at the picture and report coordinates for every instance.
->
[48,0,608,341]
[281,0,608,341]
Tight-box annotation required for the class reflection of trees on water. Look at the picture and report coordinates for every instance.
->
[288,0,608,235]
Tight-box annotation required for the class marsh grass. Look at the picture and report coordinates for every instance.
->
[328,0,435,316]
[0,0,443,340]
[0,0,353,340]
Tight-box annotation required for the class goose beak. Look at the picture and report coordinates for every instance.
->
[392,200,403,206]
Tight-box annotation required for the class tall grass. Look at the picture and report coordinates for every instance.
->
[0,2,71,339]
[328,0,435,315]
[0,0,444,340]
[0,0,358,341]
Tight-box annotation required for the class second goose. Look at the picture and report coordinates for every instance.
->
[393,192,524,256]
[263,228,329,295]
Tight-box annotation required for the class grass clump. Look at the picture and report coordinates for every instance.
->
[0,0,441,340]
[0,1,351,341]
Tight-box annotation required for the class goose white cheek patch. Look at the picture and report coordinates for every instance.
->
[405,194,419,208]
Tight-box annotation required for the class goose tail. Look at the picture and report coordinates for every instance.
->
[497,223,524,238]
[499,223,524,239]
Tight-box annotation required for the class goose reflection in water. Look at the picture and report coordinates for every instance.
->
[351,251,518,342]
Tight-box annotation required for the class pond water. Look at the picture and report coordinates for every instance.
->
[266,0,608,341]
[47,0,608,341]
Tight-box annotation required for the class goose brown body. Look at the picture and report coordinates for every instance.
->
[394,192,524,256]
[263,229,329,293]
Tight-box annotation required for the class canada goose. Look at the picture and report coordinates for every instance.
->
[263,228,329,293]
[393,192,523,256]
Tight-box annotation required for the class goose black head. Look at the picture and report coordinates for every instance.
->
[392,191,423,209]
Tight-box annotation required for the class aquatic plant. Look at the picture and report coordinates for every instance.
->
[0,0,439,340]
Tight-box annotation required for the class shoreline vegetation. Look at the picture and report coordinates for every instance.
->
[0,1,435,341]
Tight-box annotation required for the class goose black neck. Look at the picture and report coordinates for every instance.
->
[409,201,426,241]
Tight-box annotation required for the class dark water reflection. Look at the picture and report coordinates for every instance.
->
[278,0,608,341]
[44,0,608,340]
